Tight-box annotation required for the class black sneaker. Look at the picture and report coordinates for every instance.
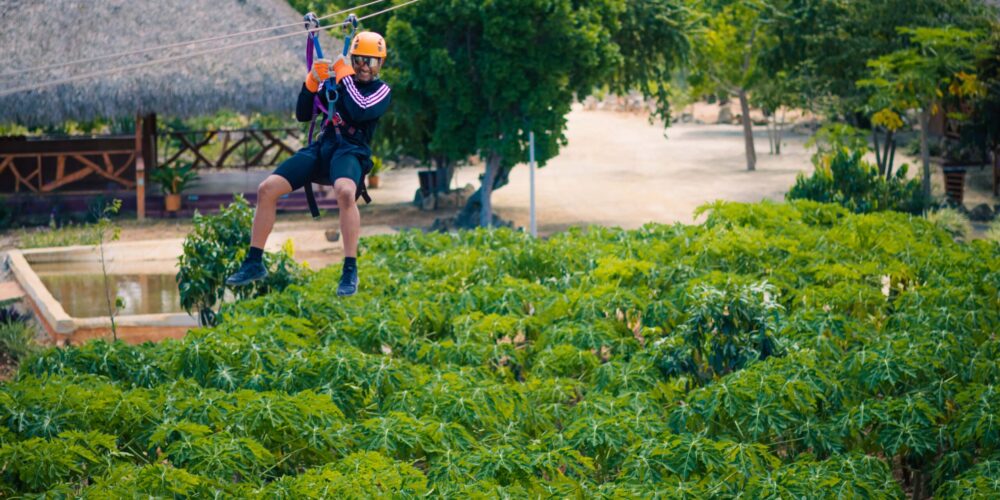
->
[337,266,359,296]
[225,260,267,286]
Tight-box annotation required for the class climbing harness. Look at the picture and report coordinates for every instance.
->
[302,13,372,219]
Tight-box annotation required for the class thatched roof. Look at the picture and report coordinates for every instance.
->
[0,0,340,127]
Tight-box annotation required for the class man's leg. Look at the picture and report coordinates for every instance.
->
[330,153,364,296]
[227,147,314,286]
[334,177,360,258]
[251,175,294,249]
[333,177,360,296]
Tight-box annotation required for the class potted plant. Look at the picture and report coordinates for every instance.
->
[150,163,199,212]
[367,155,387,189]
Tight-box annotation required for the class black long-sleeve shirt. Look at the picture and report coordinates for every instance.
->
[296,75,391,150]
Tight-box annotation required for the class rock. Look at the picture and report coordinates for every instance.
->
[415,183,477,212]
[941,198,969,214]
[717,106,733,124]
[421,192,436,211]
[324,229,340,242]
[436,192,463,209]
[969,203,995,222]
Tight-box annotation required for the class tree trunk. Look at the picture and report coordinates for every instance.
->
[738,89,756,171]
[919,107,931,200]
[433,156,454,194]
[766,115,775,155]
[454,153,510,229]
[882,130,894,178]
[480,153,500,227]
[873,128,884,175]
[775,109,784,155]
[886,137,896,179]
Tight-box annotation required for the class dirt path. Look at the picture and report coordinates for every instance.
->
[372,104,819,234]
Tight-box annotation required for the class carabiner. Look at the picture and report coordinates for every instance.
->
[303,12,325,59]
[341,14,358,57]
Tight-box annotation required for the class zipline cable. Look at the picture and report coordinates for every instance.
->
[0,0,389,79]
[0,0,420,98]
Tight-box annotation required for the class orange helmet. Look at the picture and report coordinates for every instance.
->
[350,31,387,59]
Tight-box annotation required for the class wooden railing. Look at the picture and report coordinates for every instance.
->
[158,127,303,170]
[0,136,138,194]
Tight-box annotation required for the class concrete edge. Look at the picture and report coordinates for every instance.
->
[21,238,186,264]
[75,312,199,329]
[4,250,75,334]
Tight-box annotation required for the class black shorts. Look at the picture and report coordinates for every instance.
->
[273,139,367,191]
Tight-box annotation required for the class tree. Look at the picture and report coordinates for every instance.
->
[753,69,808,155]
[759,0,994,119]
[688,0,779,171]
[384,0,691,227]
[857,27,987,199]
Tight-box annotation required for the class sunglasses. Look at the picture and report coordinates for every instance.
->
[351,55,381,68]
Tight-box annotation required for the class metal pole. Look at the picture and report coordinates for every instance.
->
[529,131,536,237]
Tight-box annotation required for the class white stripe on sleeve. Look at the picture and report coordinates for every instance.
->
[343,77,391,109]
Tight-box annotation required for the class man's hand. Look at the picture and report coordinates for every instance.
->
[305,58,332,92]
[332,54,355,84]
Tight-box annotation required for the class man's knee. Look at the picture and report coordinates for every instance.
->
[334,180,357,205]
[258,176,290,202]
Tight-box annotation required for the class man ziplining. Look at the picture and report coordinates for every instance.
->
[225,29,391,297]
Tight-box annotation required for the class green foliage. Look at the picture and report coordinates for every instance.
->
[386,0,622,171]
[259,451,428,498]
[15,223,101,248]
[858,26,988,115]
[687,0,776,98]
[4,200,998,496]
[926,207,973,241]
[937,458,1000,499]
[806,123,870,158]
[758,0,994,115]
[0,306,36,364]
[176,195,306,326]
[0,430,121,493]
[987,218,1000,243]
[787,149,928,214]
[679,278,782,381]
[149,162,199,195]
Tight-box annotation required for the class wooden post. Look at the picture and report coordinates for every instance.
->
[142,113,157,172]
[135,114,145,221]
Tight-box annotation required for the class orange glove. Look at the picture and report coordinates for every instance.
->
[332,55,355,84]
[305,59,332,93]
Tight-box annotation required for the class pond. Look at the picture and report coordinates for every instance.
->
[32,262,183,318]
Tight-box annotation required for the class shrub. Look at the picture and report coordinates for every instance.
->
[927,207,973,241]
[986,217,1000,242]
[0,321,36,364]
[176,195,306,326]
[787,148,929,214]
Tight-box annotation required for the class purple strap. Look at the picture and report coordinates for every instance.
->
[305,35,323,145]
[306,36,313,69]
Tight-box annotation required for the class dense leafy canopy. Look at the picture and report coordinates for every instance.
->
[759,0,994,115]
[1,200,997,496]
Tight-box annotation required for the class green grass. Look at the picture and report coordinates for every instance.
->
[15,224,100,249]
[0,320,36,362]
